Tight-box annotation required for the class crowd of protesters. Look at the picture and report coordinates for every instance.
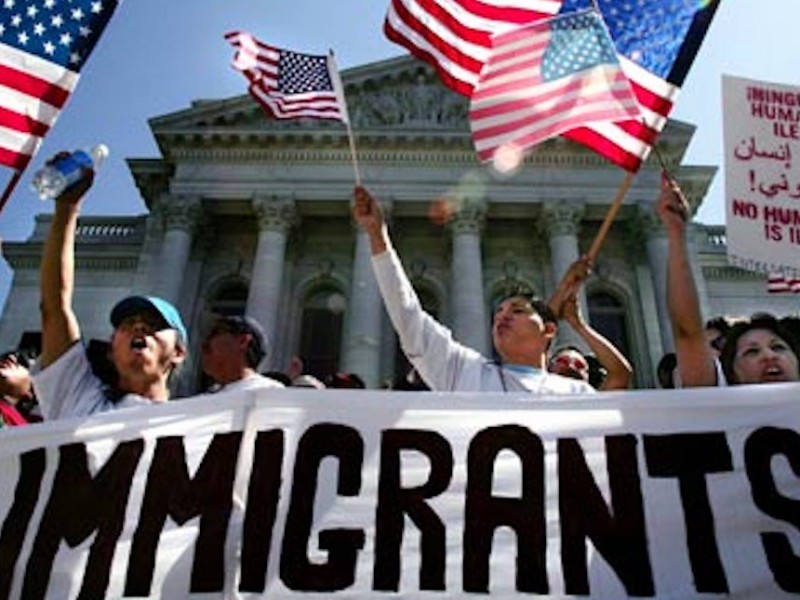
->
[1,156,798,427]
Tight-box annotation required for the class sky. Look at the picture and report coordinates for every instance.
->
[0,0,798,311]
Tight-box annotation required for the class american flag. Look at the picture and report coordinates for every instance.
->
[558,0,721,171]
[470,10,640,164]
[767,272,800,294]
[225,31,347,123]
[384,0,561,97]
[0,0,119,171]
[384,0,720,172]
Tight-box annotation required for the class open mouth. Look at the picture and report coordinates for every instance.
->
[131,338,147,350]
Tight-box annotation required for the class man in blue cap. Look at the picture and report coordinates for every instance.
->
[34,158,188,419]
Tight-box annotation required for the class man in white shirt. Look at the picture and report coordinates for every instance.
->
[353,186,594,395]
[201,316,284,393]
[35,161,189,419]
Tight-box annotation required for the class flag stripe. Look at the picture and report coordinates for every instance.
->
[768,273,800,294]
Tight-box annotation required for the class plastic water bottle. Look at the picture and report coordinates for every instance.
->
[30,144,109,200]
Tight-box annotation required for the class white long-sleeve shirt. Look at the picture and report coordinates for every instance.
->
[372,248,595,395]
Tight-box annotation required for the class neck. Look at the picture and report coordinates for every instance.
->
[218,367,257,386]
[499,350,547,370]
[117,375,171,402]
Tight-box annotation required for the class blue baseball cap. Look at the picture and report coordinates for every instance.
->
[110,296,188,344]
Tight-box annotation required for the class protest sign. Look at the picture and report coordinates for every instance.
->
[723,74,800,276]
[0,386,798,598]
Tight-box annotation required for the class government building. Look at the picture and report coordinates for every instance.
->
[0,56,795,392]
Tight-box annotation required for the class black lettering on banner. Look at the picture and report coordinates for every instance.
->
[463,425,547,594]
[558,435,654,596]
[0,449,46,599]
[644,432,733,593]
[745,426,800,592]
[22,440,144,599]
[373,429,453,591]
[280,423,365,591]
[124,432,242,596]
[239,430,285,593]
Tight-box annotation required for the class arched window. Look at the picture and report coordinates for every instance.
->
[208,280,248,317]
[393,286,440,382]
[587,291,631,360]
[299,286,346,380]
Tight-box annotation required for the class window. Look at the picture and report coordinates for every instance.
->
[299,287,346,380]
[587,292,631,360]
[208,281,248,317]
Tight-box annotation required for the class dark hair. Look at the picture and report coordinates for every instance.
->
[705,316,732,336]
[325,372,366,389]
[656,352,677,389]
[719,314,800,384]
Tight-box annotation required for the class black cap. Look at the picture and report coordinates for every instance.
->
[208,315,268,367]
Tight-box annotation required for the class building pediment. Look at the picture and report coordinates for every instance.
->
[150,55,468,136]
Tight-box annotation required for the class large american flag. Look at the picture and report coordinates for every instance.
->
[385,0,720,172]
[470,10,640,164]
[0,0,119,171]
[558,0,720,171]
[225,31,347,123]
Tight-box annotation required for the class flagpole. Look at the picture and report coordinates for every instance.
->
[586,170,636,262]
[328,51,361,187]
[0,169,23,216]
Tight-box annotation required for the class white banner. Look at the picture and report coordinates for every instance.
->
[0,386,799,598]
[723,74,800,276]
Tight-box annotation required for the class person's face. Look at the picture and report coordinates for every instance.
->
[733,328,800,384]
[0,353,32,400]
[549,349,589,382]
[110,310,185,385]
[201,325,250,383]
[492,296,554,362]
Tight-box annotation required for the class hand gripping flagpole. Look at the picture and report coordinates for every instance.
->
[328,51,361,187]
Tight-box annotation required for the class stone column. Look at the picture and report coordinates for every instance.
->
[639,204,674,352]
[543,202,585,348]
[246,194,296,364]
[449,201,488,354]
[342,221,385,387]
[153,194,202,305]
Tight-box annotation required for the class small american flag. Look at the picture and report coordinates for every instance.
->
[470,10,640,164]
[768,272,800,294]
[225,31,347,123]
[0,0,119,171]
[384,0,561,97]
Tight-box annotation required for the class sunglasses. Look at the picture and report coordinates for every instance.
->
[550,353,589,374]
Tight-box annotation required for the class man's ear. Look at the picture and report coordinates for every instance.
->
[171,341,188,366]
[543,321,558,340]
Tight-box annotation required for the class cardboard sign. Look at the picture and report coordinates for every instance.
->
[723,74,800,276]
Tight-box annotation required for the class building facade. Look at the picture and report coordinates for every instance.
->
[1,56,796,392]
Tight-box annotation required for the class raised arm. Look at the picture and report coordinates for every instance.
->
[656,173,716,386]
[39,166,93,368]
[561,293,632,390]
